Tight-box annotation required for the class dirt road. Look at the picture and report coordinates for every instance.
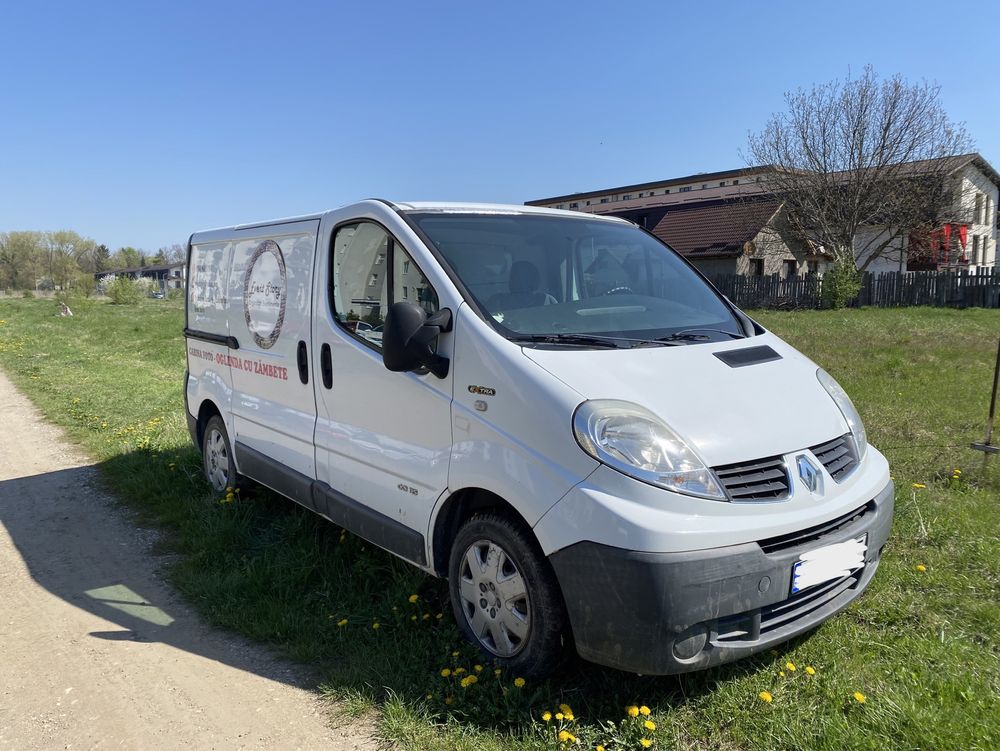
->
[0,370,377,750]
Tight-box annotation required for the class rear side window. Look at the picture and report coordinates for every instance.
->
[331,222,438,350]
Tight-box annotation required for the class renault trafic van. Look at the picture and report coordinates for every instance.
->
[184,201,893,678]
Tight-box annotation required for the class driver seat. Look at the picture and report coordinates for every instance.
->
[487,261,557,310]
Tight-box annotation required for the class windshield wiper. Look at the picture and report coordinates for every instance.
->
[656,328,746,342]
[509,333,625,349]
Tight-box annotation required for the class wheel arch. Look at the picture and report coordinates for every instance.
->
[430,487,536,577]
[194,399,223,451]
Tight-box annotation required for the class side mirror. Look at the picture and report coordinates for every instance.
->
[382,301,452,378]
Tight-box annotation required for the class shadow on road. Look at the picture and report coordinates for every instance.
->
[0,460,318,692]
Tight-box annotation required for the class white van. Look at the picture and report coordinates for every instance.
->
[184,200,893,678]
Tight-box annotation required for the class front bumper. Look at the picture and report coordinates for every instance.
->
[549,480,894,674]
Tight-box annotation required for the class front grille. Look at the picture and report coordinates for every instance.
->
[713,455,790,501]
[810,434,858,481]
[758,500,874,555]
[716,569,862,643]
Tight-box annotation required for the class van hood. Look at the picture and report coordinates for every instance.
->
[522,333,848,467]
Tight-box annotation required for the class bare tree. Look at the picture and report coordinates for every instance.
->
[747,66,974,272]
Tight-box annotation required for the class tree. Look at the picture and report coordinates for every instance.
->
[93,244,111,273]
[162,243,187,264]
[113,246,143,269]
[0,231,43,290]
[747,67,973,274]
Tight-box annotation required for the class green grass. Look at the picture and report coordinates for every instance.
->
[0,298,998,750]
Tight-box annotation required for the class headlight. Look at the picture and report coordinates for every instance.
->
[816,368,868,461]
[573,399,727,500]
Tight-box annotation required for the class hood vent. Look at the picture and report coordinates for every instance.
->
[714,345,782,368]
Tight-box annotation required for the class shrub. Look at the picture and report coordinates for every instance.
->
[167,287,184,301]
[106,276,143,305]
[821,259,861,309]
[21,289,33,299]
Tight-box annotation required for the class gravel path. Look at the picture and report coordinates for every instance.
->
[0,369,378,750]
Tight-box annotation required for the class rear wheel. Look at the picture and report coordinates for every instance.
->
[202,415,239,493]
[448,513,568,680]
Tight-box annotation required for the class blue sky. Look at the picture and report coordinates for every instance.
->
[2,0,997,251]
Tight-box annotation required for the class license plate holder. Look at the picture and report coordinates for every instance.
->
[791,534,867,594]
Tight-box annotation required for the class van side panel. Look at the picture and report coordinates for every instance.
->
[186,240,234,434]
[225,221,320,480]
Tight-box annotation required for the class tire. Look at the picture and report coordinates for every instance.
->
[448,512,568,680]
[202,415,241,493]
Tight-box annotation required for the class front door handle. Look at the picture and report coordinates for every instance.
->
[296,340,309,384]
[320,343,333,389]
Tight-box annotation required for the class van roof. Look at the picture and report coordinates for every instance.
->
[190,200,629,242]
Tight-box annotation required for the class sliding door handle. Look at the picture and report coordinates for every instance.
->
[296,340,309,384]
[320,343,333,389]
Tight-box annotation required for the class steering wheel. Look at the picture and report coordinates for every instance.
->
[604,285,633,296]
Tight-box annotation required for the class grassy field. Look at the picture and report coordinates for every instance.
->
[0,297,998,750]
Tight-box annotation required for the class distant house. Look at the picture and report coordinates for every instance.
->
[525,167,827,278]
[527,154,999,276]
[96,261,186,291]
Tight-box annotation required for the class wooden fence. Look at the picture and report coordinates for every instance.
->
[707,268,1000,310]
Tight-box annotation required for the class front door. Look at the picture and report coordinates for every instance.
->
[312,218,454,564]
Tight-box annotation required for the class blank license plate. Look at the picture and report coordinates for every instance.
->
[791,534,867,594]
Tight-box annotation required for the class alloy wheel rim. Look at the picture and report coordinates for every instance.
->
[458,539,530,657]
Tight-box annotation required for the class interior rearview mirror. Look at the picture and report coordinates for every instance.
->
[382,301,452,378]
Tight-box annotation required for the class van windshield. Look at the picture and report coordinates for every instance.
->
[409,212,744,346]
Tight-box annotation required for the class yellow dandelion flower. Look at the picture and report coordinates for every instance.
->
[452,651,460,658]
[785,661,796,672]
[916,564,927,572]
[640,740,653,749]
[372,622,380,630]
[422,613,431,620]
[435,613,443,619]
[912,483,926,489]
[805,666,816,675]
[639,705,651,716]
[474,664,483,673]
[953,468,962,474]
[555,712,564,721]
[778,671,785,678]
[425,693,432,700]
[440,668,451,678]
[541,711,552,722]
[644,719,656,731]
[459,677,471,688]
[626,705,640,717]
[444,696,453,705]
[853,691,866,704]
[558,730,573,743]
[336,618,348,627]
[494,668,502,677]
[759,691,773,703]
[514,677,526,688]
[559,703,573,715]
[466,675,477,686]
[597,746,606,751]
[454,667,466,675]
[410,615,417,621]
[408,594,418,603]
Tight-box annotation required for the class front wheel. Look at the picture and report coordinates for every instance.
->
[448,513,568,680]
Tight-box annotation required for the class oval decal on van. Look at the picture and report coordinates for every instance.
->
[243,240,287,349]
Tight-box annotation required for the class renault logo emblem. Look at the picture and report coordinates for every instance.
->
[797,455,822,494]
